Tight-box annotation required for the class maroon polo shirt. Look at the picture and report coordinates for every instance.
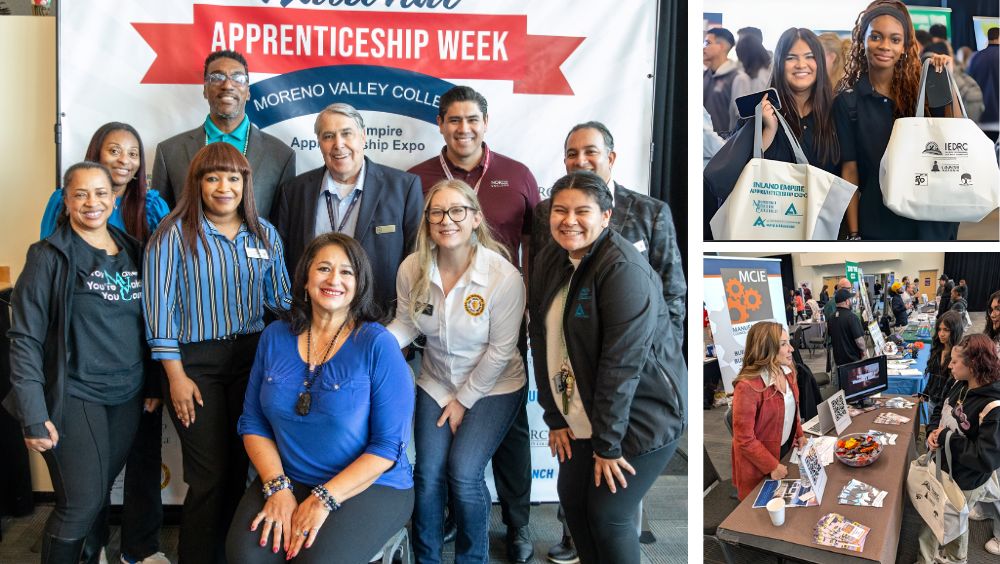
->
[409,143,540,262]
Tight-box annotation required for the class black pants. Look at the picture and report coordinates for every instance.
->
[119,406,165,559]
[165,333,259,564]
[42,395,141,550]
[226,476,414,564]
[488,324,533,529]
[557,439,676,564]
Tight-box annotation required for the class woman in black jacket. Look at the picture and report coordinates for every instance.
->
[922,311,964,411]
[527,171,686,564]
[888,281,908,327]
[3,162,150,563]
[921,334,1000,563]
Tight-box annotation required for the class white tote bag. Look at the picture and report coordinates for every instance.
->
[879,59,1000,222]
[710,101,857,240]
[906,432,969,545]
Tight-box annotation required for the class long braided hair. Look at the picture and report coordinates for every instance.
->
[838,0,922,119]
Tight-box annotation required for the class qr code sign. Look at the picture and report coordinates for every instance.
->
[831,395,848,421]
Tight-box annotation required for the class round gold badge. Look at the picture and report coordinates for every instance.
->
[464,293,485,316]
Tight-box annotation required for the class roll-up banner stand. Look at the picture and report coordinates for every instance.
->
[61,0,661,505]
[704,256,786,393]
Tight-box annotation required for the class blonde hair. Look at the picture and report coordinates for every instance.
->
[407,179,510,320]
[733,321,789,385]
[818,32,847,88]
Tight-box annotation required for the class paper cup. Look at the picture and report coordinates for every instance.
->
[766,498,786,526]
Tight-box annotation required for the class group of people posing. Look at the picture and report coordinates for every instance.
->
[704,0,999,240]
[4,48,687,564]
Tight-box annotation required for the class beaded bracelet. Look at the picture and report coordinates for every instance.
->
[310,485,342,512]
[262,474,292,499]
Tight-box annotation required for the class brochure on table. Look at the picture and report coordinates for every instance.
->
[798,438,829,504]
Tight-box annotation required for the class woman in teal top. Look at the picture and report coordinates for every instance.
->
[38,122,171,564]
[40,122,168,242]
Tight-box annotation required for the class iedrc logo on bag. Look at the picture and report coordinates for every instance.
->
[918,139,971,183]
[784,203,801,216]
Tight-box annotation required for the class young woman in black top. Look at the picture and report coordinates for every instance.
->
[923,311,964,410]
[758,27,841,175]
[833,0,960,240]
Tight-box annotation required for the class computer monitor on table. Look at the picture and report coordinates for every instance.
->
[837,355,888,406]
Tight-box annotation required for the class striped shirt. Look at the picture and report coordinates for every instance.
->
[143,217,292,360]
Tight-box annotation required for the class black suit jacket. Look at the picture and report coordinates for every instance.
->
[152,123,296,219]
[532,182,686,351]
[272,157,423,308]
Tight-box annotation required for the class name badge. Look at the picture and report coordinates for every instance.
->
[633,240,647,253]
[245,247,270,260]
[375,224,396,234]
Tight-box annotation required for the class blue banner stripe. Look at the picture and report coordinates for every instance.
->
[247,65,456,128]
[704,258,783,276]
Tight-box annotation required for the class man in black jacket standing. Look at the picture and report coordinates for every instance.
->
[534,122,686,351]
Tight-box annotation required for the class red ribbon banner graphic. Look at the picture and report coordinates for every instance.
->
[133,5,585,95]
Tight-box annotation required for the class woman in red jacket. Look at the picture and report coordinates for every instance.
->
[731,321,807,500]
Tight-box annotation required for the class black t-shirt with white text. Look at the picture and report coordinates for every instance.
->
[66,231,144,404]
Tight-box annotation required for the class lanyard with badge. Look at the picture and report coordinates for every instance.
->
[438,146,492,193]
[555,283,576,415]
[325,189,362,234]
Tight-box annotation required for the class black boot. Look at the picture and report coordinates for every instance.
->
[506,526,534,563]
[41,534,85,564]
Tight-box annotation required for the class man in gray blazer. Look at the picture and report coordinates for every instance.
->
[152,50,295,218]
[271,102,422,307]
[532,120,687,562]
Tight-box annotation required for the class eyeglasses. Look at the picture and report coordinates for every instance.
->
[205,72,249,86]
[426,206,475,224]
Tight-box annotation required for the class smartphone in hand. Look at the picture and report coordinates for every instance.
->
[736,88,782,119]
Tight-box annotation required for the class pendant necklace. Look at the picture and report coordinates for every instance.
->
[555,283,575,415]
[296,318,349,416]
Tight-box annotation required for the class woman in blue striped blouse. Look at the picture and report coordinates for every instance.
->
[142,142,291,564]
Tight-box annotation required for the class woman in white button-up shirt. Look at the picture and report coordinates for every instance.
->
[388,179,526,564]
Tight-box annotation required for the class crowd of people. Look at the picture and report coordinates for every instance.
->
[703,0,1000,240]
[733,277,1000,560]
[3,48,687,564]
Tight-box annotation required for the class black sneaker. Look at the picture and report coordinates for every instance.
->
[506,526,534,563]
[546,534,579,564]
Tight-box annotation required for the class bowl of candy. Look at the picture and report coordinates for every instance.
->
[835,433,883,467]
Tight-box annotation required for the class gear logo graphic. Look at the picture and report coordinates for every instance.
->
[724,277,766,324]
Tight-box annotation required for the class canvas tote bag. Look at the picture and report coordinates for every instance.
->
[906,431,969,545]
[879,59,1000,222]
[710,101,857,240]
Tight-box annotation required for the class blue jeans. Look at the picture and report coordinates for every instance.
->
[412,386,525,564]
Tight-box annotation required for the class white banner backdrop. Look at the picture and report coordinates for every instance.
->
[704,256,787,393]
[59,0,658,196]
[62,0,659,504]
